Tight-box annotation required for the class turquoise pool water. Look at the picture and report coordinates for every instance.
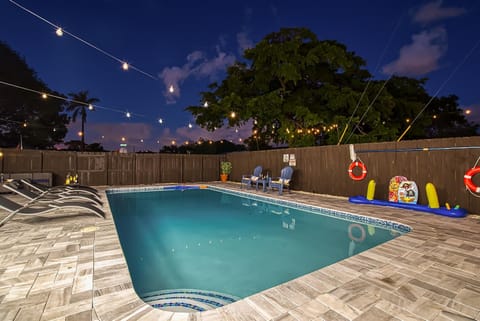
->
[107,187,406,311]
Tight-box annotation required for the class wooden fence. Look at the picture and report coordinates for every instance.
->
[226,136,480,214]
[1,136,479,213]
[0,151,224,186]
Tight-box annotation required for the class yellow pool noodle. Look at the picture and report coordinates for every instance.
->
[426,183,440,208]
[366,179,376,201]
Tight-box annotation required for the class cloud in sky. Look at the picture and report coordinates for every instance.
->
[158,19,256,104]
[413,0,466,24]
[158,48,235,104]
[382,27,447,76]
[237,31,254,55]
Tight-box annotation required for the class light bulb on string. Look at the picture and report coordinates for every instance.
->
[41,93,47,99]
[158,118,163,124]
[203,101,208,107]
[9,1,158,80]
[188,123,193,128]
[169,85,174,93]
[88,104,94,110]
[126,112,131,118]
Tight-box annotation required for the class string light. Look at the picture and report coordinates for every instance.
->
[88,104,94,110]
[126,112,131,118]
[0,80,143,117]
[169,85,174,93]
[158,118,163,124]
[9,0,158,80]
[122,62,129,71]
[188,123,193,128]
[203,101,208,107]
[41,93,47,99]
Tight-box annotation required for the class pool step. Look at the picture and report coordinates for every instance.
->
[142,289,240,312]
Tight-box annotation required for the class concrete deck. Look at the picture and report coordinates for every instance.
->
[0,183,479,321]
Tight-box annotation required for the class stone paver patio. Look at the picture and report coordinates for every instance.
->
[0,183,479,321]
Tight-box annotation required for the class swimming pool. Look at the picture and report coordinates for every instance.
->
[107,186,409,312]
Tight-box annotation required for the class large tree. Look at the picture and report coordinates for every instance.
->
[0,41,68,148]
[187,28,477,149]
[66,91,99,152]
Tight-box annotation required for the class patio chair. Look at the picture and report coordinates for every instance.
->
[0,195,105,227]
[268,166,294,195]
[20,178,99,196]
[241,166,263,190]
[3,181,103,206]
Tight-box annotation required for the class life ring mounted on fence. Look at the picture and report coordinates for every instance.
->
[464,167,480,193]
[348,161,367,181]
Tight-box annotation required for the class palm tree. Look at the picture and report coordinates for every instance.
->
[66,91,99,151]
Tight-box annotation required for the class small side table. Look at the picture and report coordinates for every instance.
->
[256,177,270,192]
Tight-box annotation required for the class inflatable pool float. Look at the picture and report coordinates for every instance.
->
[348,195,467,218]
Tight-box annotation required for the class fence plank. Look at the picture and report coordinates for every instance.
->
[1,136,479,213]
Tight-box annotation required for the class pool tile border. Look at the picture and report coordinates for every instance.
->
[106,185,411,234]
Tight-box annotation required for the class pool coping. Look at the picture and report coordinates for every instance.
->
[106,184,412,233]
[1,182,479,321]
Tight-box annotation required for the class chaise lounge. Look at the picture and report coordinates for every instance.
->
[0,195,105,227]
[3,181,103,206]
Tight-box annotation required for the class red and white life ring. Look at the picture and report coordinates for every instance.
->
[348,223,366,242]
[348,161,367,181]
[464,167,480,193]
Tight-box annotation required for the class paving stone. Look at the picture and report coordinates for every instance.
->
[0,184,479,321]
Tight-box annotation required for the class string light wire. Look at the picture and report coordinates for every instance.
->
[397,37,480,142]
[9,0,158,80]
[0,79,144,117]
[338,13,403,145]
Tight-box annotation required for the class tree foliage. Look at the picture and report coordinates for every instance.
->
[187,28,477,149]
[0,41,69,148]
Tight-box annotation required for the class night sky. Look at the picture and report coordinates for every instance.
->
[1,0,479,151]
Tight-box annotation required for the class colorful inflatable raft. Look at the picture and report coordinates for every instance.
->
[348,195,467,218]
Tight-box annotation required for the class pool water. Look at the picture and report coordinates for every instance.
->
[107,188,404,311]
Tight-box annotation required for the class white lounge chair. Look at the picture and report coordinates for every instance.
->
[3,181,103,206]
[0,195,105,227]
[20,178,99,196]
